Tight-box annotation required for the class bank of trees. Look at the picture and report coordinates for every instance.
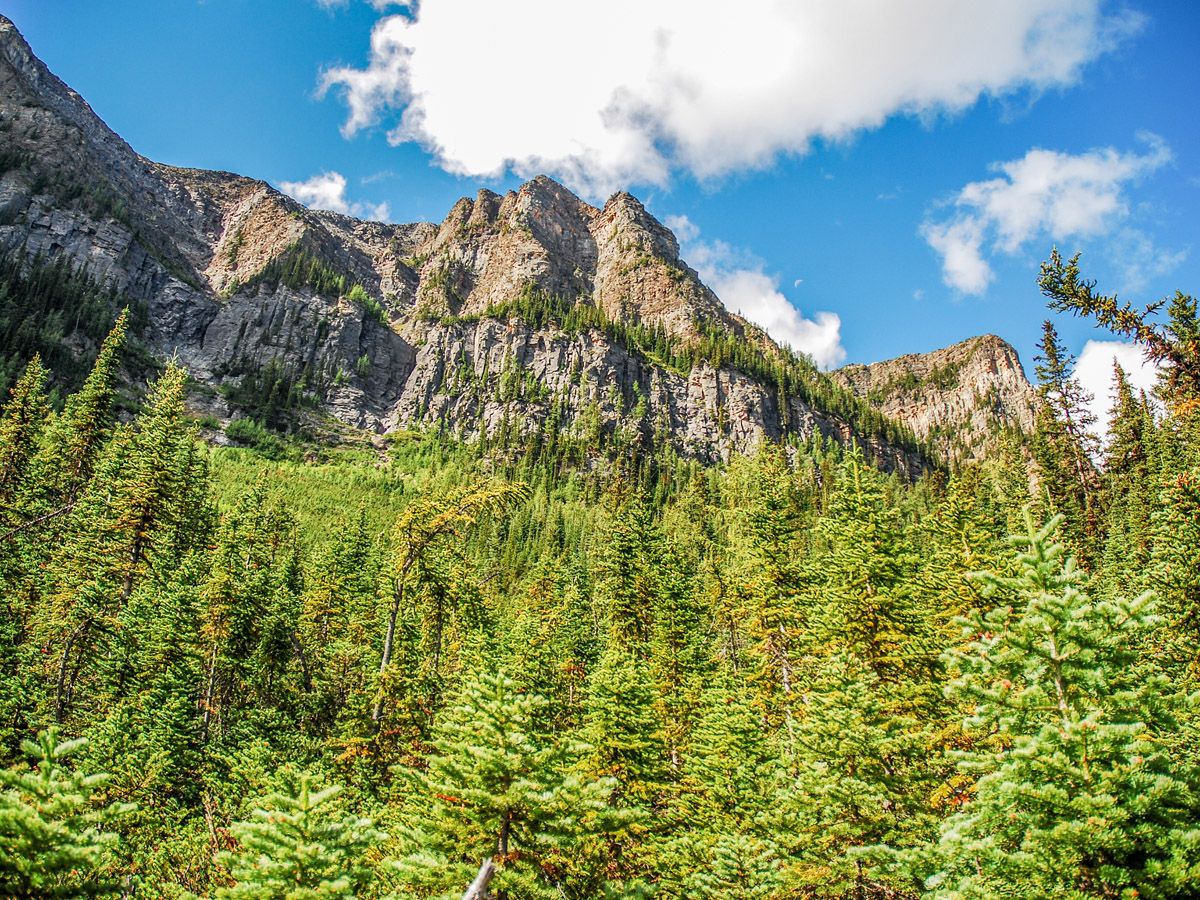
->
[1,257,1199,896]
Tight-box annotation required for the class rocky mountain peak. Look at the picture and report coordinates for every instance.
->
[0,15,1036,475]
[832,334,1038,464]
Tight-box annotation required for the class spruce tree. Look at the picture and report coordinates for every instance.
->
[776,653,931,898]
[925,512,1200,897]
[391,670,625,898]
[0,729,132,899]
[683,834,783,899]
[1031,320,1101,563]
[216,771,384,899]
[1098,363,1157,595]
[35,310,128,505]
[0,353,50,514]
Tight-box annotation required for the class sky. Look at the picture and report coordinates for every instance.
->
[5,0,1199,426]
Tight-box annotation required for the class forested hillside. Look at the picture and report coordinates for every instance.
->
[2,251,1200,898]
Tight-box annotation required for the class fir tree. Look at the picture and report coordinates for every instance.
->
[1031,319,1101,563]
[0,353,50,514]
[0,729,132,899]
[776,653,931,898]
[925,512,1200,898]
[392,670,625,898]
[35,309,127,505]
[216,770,384,899]
[683,834,783,900]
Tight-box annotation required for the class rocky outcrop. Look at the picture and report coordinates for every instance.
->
[0,15,956,476]
[832,335,1038,464]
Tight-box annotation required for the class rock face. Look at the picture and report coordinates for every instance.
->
[832,335,1038,464]
[0,15,1028,475]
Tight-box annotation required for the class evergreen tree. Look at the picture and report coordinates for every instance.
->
[1152,470,1200,687]
[1031,319,1101,563]
[0,353,50,514]
[0,729,132,899]
[1040,250,1200,409]
[391,670,625,898]
[34,310,128,505]
[813,449,932,690]
[776,653,931,898]
[216,771,384,899]
[924,512,1200,898]
[1098,363,1157,594]
[683,834,783,900]
[40,363,200,723]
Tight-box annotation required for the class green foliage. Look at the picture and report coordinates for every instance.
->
[1,256,1199,898]
[924,512,1200,898]
[0,729,132,899]
[0,249,144,397]
[347,284,387,326]
[468,284,928,458]
[238,245,347,299]
[391,670,628,897]
[1040,249,1200,408]
[219,356,320,430]
[225,417,286,459]
[216,770,384,899]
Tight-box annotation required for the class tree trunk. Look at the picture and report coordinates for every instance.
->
[462,858,495,900]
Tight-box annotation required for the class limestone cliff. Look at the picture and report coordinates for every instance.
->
[0,15,1021,475]
[832,335,1038,464]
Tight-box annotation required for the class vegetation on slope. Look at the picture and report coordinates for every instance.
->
[1,256,1199,898]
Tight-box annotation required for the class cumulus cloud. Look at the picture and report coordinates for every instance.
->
[923,136,1174,293]
[665,215,845,369]
[1074,339,1160,439]
[319,0,1135,196]
[278,171,391,221]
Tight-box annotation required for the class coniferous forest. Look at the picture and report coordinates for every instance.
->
[2,250,1200,899]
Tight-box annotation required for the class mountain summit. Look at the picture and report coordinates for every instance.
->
[0,15,1032,472]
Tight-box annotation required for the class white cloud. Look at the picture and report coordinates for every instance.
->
[319,0,1136,197]
[1074,339,1160,439]
[922,217,992,294]
[317,0,409,10]
[1109,228,1189,294]
[923,136,1174,293]
[667,215,846,369]
[278,171,391,221]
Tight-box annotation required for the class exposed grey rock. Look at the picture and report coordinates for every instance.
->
[832,335,1038,464]
[0,14,1035,478]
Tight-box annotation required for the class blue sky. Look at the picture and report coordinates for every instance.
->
[5,1,1199,413]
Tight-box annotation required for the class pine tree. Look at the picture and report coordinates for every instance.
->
[391,670,625,898]
[1098,363,1157,594]
[374,480,526,727]
[216,770,384,899]
[0,353,50,514]
[300,506,380,733]
[1151,470,1200,687]
[731,446,808,746]
[0,729,132,899]
[35,310,128,505]
[683,834,783,900]
[1039,250,1200,409]
[200,484,300,742]
[583,647,666,804]
[776,653,931,898]
[924,512,1200,897]
[813,449,932,688]
[1031,320,1101,563]
[40,363,200,723]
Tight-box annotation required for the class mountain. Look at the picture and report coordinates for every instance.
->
[0,16,1033,473]
[832,335,1038,464]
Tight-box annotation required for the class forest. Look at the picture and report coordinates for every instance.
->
[1,250,1199,898]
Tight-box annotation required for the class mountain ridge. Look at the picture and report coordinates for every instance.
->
[0,15,1034,473]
